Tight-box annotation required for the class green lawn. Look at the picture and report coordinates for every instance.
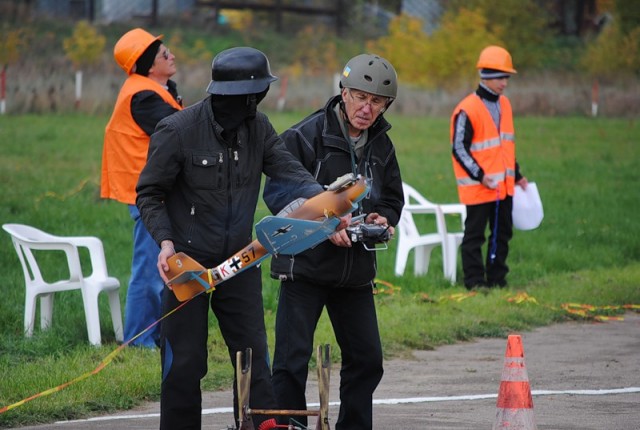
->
[0,112,638,427]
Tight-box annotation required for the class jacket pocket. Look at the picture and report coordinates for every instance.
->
[188,152,223,190]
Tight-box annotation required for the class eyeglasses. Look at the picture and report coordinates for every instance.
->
[157,48,170,61]
[347,89,388,113]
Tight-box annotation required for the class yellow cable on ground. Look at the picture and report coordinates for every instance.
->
[0,292,200,414]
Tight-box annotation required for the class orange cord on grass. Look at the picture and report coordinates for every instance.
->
[0,290,206,414]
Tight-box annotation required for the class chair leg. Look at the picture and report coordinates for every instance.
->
[40,293,54,331]
[394,246,410,277]
[24,292,38,337]
[414,245,434,276]
[443,236,460,284]
[82,288,102,346]
[107,290,124,342]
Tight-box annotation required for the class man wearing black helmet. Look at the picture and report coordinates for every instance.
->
[263,54,404,429]
[136,47,324,430]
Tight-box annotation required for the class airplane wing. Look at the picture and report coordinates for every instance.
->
[255,216,340,255]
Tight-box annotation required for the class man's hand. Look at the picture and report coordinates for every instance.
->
[329,228,352,247]
[158,240,176,287]
[329,213,354,247]
[336,213,352,231]
[516,176,528,190]
[482,175,497,189]
[366,212,394,238]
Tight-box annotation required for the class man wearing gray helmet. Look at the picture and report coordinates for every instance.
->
[136,47,324,430]
[263,54,404,430]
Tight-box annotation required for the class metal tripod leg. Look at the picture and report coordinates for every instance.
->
[237,348,255,430]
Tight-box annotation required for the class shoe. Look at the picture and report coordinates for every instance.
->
[487,280,507,288]
[465,281,487,290]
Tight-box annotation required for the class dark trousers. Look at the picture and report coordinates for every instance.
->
[461,196,513,288]
[159,267,276,430]
[272,280,383,430]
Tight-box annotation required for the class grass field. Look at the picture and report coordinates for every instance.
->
[0,112,639,427]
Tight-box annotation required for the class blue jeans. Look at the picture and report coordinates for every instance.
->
[124,205,163,348]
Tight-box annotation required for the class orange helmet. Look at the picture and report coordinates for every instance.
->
[114,28,163,75]
[476,46,517,74]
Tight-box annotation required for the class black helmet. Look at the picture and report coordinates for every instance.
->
[206,47,278,95]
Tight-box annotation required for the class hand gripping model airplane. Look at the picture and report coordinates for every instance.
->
[165,173,370,301]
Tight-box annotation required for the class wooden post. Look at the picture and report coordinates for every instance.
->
[275,0,283,32]
[1,65,6,115]
[237,349,255,430]
[591,79,599,117]
[277,75,288,112]
[151,0,159,26]
[75,69,82,110]
[336,0,344,36]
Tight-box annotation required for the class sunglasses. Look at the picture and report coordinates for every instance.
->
[157,48,170,61]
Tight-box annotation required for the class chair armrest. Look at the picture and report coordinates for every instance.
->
[404,204,437,215]
[439,203,466,216]
[439,203,467,227]
[64,236,110,278]
[15,238,84,281]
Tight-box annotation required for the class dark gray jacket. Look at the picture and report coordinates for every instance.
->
[263,95,404,287]
[136,96,323,267]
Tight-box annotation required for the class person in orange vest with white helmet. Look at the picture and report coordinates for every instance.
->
[101,28,183,348]
[450,45,528,290]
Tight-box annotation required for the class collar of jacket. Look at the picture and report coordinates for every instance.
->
[475,84,500,102]
[321,95,392,149]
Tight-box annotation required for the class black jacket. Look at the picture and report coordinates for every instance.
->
[263,95,404,287]
[131,79,182,136]
[136,96,323,267]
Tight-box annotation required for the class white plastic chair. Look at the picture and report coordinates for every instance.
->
[394,183,467,283]
[2,223,123,346]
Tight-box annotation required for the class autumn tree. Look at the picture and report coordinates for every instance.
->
[367,9,499,90]
[0,26,24,114]
[368,0,554,89]
[63,21,106,109]
[581,0,640,78]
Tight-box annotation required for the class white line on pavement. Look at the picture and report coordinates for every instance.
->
[56,387,640,425]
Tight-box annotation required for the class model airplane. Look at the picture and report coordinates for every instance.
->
[166,174,370,301]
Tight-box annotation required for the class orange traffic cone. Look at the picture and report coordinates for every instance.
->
[493,334,537,429]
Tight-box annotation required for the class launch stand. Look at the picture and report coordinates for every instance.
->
[237,345,331,430]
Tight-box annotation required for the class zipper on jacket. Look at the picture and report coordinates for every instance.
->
[233,150,240,187]
[217,151,224,190]
[223,147,234,255]
[187,203,196,244]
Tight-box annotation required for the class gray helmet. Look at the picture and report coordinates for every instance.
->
[206,47,278,95]
[340,54,397,99]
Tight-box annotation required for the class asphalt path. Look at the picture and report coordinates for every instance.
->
[13,313,640,430]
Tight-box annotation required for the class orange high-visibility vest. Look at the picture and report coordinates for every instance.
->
[450,94,515,205]
[101,74,182,205]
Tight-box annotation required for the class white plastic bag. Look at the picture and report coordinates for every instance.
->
[512,182,543,230]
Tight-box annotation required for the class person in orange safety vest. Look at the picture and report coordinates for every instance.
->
[101,28,183,348]
[450,46,528,290]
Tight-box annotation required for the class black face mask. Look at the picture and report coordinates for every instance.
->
[210,88,268,132]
